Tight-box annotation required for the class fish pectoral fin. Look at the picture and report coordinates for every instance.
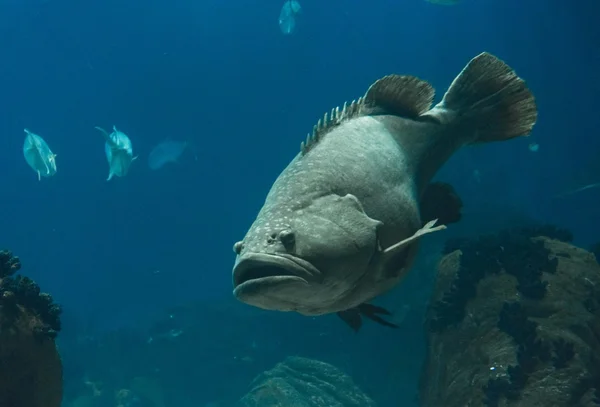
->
[94,126,112,142]
[383,219,446,257]
[419,182,463,226]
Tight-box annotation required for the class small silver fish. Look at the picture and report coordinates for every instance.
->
[148,140,188,170]
[231,52,537,327]
[278,0,301,35]
[95,125,137,181]
[22,129,57,181]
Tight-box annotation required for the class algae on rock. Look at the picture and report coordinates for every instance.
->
[420,228,600,407]
[237,356,377,407]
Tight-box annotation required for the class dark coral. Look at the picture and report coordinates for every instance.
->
[569,354,600,405]
[552,338,575,369]
[0,249,21,278]
[483,301,553,405]
[483,367,524,407]
[482,300,579,405]
[0,250,62,338]
[430,225,564,332]
[0,249,63,407]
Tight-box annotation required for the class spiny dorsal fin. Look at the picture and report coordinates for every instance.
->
[363,75,435,118]
[300,97,364,155]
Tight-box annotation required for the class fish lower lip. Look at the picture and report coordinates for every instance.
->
[232,253,316,288]
[233,275,308,297]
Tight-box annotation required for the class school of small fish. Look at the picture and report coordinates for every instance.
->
[21,0,468,182]
[21,126,190,181]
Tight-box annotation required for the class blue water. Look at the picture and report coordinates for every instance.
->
[0,0,598,406]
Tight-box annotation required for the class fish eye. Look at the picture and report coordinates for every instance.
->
[278,230,295,250]
[233,241,244,254]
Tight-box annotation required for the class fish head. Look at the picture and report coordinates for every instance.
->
[232,193,382,314]
[106,143,134,177]
[111,131,133,152]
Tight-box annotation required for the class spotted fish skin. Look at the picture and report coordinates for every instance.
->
[232,52,537,317]
[95,125,137,181]
[23,129,57,181]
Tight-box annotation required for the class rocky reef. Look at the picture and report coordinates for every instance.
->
[237,356,377,407]
[419,226,600,407]
[0,249,63,407]
[591,242,600,264]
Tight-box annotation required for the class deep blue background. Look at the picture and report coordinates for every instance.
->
[0,0,598,329]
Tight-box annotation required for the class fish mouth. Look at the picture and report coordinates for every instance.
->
[232,253,320,295]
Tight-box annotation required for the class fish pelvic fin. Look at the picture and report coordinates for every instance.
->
[337,303,399,332]
[337,308,362,332]
[430,52,537,143]
[357,303,399,329]
[37,170,41,181]
[107,172,114,181]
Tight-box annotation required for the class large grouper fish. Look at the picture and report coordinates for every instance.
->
[232,52,537,331]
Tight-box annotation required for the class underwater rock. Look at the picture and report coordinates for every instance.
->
[419,227,600,407]
[237,356,377,407]
[0,249,63,407]
[590,242,600,264]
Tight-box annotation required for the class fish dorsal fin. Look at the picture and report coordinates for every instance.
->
[363,75,435,118]
[300,97,364,155]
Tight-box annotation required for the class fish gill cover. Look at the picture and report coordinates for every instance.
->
[0,0,597,406]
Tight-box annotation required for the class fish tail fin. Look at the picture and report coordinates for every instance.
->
[434,52,537,144]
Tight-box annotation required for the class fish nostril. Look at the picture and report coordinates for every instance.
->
[233,241,244,254]
[267,232,278,245]
[279,230,295,251]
